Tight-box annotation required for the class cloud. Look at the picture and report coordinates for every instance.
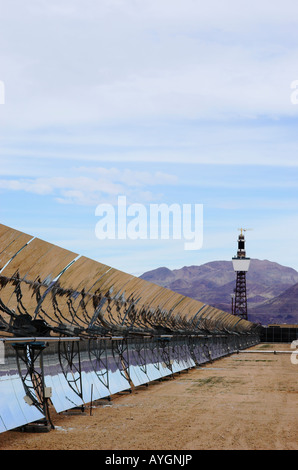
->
[0,0,298,173]
[1,1,298,274]
[1,0,298,130]
[0,167,178,205]
[77,167,178,186]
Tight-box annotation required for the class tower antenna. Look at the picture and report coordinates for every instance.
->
[232,229,252,320]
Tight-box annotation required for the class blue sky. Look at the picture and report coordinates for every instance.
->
[1,0,298,275]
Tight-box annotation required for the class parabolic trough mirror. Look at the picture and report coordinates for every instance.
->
[0,223,262,432]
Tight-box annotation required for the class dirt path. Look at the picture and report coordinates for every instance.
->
[1,343,297,450]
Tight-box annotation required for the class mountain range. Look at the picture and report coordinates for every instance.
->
[140,259,298,325]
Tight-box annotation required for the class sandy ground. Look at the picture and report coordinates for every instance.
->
[0,343,297,451]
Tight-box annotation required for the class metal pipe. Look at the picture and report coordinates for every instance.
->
[237,350,292,354]
[0,336,81,343]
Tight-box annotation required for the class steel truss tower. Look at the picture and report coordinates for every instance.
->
[232,229,251,321]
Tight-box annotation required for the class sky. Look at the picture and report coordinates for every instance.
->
[1,0,298,275]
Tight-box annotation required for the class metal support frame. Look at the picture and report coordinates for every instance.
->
[58,340,84,409]
[187,335,198,365]
[132,337,148,378]
[88,338,110,393]
[12,341,54,431]
[171,336,182,371]
[158,337,173,375]
[233,271,248,321]
[111,338,132,389]
[148,338,162,377]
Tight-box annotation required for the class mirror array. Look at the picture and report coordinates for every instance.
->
[0,224,262,432]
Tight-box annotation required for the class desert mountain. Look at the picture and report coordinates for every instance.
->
[140,259,298,325]
[249,282,298,324]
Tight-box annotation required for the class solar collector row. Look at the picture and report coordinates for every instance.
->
[0,224,257,336]
[0,223,261,432]
[0,331,260,433]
